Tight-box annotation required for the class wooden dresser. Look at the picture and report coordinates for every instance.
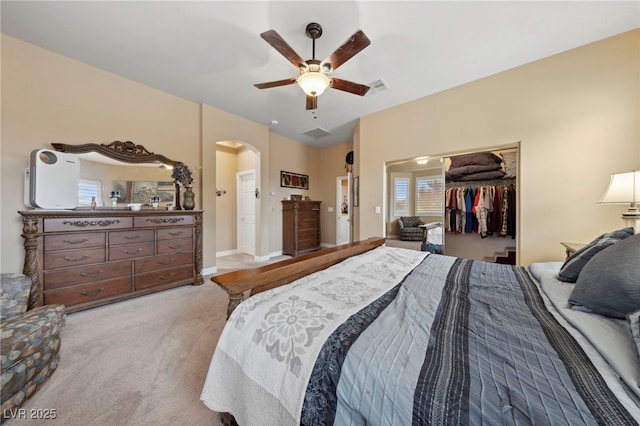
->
[19,209,203,312]
[282,200,321,257]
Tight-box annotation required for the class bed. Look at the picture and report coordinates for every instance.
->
[201,234,640,425]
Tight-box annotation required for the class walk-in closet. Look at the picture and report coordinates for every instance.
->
[385,145,519,264]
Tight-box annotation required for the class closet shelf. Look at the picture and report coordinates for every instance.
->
[445,177,516,188]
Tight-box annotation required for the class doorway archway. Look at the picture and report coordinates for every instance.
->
[215,141,260,258]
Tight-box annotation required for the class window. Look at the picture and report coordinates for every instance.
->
[393,176,410,216]
[79,179,102,207]
[415,176,443,216]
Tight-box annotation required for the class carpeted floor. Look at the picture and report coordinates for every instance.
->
[211,252,290,276]
[7,282,226,426]
[6,253,286,426]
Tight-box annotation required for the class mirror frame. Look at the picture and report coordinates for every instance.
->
[52,140,181,168]
[52,140,191,209]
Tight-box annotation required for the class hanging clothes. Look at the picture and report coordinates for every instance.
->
[445,181,516,239]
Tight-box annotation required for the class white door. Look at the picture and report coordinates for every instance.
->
[237,170,255,256]
[336,174,352,245]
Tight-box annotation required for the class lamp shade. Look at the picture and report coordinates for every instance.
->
[297,72,330,96]
[599,170,640,205]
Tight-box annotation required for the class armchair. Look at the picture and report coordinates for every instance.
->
[1,273,66,419]
[398,216,424,241]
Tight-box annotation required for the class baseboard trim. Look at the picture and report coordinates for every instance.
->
[202,266,217,276]
[216,249,238,257]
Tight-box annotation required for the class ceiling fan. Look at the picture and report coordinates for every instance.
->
[254,22,371,110]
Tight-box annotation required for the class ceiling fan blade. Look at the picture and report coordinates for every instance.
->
[321,30,370,72]
[306,95,318,110]
[261,30,307,69]
[254,78,297,89]
[330,77,370,96]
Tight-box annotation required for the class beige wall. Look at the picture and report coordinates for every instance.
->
[1,34,347,273]
[316,143,353,245]
[1,35,200,272]
[358,29,640,265]
[215,145,239,253]
[267,133,321,254]
[3,30,638,272]
[198,104,270,269]
[214,145,259,255]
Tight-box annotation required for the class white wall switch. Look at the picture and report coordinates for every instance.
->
[375,206,381,214]
[328,207,334,212]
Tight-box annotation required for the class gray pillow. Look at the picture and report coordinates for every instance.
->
[449,152,502,169]
[558,227,634,282]
[568,233,640,319]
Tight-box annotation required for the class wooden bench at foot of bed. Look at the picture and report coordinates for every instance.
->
[211,237,386,319]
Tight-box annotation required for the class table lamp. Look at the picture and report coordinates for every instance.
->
[599,170,640,233]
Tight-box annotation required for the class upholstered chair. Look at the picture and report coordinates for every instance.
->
[398,216,425,241]
[0,273,66,420]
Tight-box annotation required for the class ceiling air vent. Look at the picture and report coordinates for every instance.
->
[367,78,389,95]
[303,127,331,139]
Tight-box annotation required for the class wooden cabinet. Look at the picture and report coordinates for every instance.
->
[282,200,321,256]
[19,209,203,313]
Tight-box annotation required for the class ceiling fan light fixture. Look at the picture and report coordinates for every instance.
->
[297,71,330,96]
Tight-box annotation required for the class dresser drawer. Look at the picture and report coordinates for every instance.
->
[134,215,193,228]
[298,219,319,231]
[44,233,105,252]
[44,259,131,290]
[134,265,194,290]
[297,239,320,251]
[109,242,155,261]
[44,217,132,232]
[44,247,106,270]
[157,227,192,241]
[44,277,132,306]
[297,229,319,241]
[157,237,193,254]
[298,210,320,220]
[109,229,155,245]
[134,252,193,274]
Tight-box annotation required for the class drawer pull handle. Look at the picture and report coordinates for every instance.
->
[159,273,175,281]
[81,288,104,297]
[158,258,175,265]
[64,238,89,245]
[124,248,143,255]
[168,231,182,236]
[80,270,104,278]
[168,244,182,249]
[62,220,120,227]
[124,234,142,240]
[64,255,89,262]
[146,218,184,224]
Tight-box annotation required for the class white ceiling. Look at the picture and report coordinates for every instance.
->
[2,1,638,148]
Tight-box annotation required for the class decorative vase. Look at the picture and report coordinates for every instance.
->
[183,186,195,210]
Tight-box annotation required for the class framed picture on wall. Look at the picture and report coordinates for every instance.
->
[353,176,359,207]
[280,171,309,190]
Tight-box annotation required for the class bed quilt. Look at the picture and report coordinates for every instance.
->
[201,247,639,425]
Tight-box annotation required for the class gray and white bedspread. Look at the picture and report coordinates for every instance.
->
[201,247,640,425]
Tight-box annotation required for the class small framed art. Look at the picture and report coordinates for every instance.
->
[280,171,309,190]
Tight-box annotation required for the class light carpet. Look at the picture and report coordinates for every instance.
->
[6,281,227,426]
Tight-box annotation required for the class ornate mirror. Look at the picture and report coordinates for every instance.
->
[52,140,192,209]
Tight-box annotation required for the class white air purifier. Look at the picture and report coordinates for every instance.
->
[25,149,80,209]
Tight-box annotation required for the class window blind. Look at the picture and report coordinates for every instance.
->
[393,177,410,216]
[415,176,443,216]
